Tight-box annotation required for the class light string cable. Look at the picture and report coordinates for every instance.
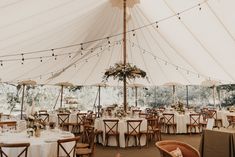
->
[126,39,232,83]
[162,0,235,81]
[8,39,123,85]
[134,3,191,84]
[0,0,211,61]
[136,2,211,82]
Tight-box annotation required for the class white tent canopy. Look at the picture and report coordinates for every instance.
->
[0,0,234,86]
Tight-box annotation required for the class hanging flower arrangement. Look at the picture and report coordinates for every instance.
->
[103,62,147,81]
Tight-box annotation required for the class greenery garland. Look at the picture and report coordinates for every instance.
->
[103,63,147,81]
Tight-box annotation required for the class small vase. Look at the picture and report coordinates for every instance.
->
[35,128,41,137]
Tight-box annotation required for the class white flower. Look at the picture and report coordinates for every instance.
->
[28,115,35,120]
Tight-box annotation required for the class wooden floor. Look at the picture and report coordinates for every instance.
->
[94,134,202,157]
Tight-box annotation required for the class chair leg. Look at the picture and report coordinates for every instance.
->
[116,135,119,147]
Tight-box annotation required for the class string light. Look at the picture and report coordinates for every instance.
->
[198,4,202,10]
[40,57,42,62]
[21,54,24,65]
[1,60,3,66]
[51,49,54,56]
[132,30,136,36]
[69,53,71,58]
[156,22,159,28]
[107,37,110,44]
[177,13,181,20]
[0,1,207,63]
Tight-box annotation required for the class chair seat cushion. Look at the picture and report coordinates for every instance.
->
[76,148,92,155]
[76,143,89,148]
[170,147,183,157]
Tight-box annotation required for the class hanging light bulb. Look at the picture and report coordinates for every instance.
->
[156,21,159,28]
[0,60,3,66]
[107,37,110,44]
[81,43,84,50]
[21,53,24,62]
[51,49,55,56]
[132,30,136,36]
[177,13,181,20]
[69,53,71,58]
[198,4,202,10]
[40,57,42,62]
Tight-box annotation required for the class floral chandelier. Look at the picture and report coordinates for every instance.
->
[103,62,147,82]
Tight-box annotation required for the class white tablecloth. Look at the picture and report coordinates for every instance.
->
[94,117,147,148]
[0,129,74,157]
[162,111,201,134]
[217,110,235,127]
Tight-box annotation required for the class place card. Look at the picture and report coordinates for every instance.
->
[206,118,214,130]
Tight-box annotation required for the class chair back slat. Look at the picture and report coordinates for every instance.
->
[57,136,80,157]
[0,143,30,157]
[163,113,175,125]
[57,113,70,126]
[39,113,49,123]
[189,114,200,125]
[103,119,119,135]
[126,120,142,135]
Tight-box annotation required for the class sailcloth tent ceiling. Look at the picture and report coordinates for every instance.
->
[0,0,234,86]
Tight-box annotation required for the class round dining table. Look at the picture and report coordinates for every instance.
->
[0,129,74,157]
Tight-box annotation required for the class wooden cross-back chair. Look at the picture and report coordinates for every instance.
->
[76,125,95,157]
[57,113,70,131]
[103,119,119,147]
[77,113,86,124]
[227,115,235,128]
[57,136,80,157]
[0,143,30,157]
[186,114,201,134]
[147,117,161,140]
[162,113,176,134]
[74,113,87,134]
[125,120,142,147]
[38,113,49,123]
[141,117,161,147]
[208,109,222,127]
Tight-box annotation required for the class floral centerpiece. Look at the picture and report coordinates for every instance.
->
[114,108,127,118]
[228,106,235,112]
[26,112,44,137]
[175,101,185,114]
[103,62,147,81]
